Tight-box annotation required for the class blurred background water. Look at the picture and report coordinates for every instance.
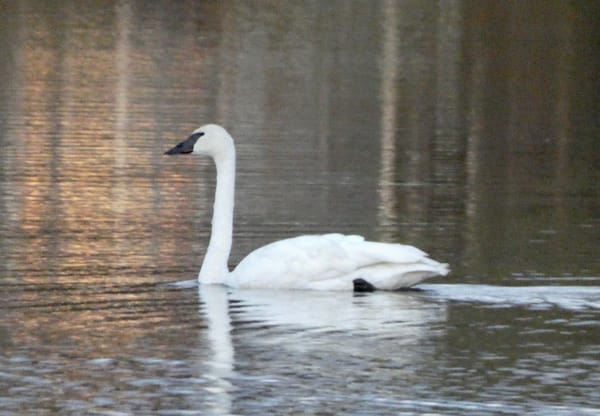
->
[0,0,599,414]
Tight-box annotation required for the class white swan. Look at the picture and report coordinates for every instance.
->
[165,124,449,291]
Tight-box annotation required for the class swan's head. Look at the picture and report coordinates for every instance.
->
[164,124,234,159]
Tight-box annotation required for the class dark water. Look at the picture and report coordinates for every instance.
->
[1,1,599,414]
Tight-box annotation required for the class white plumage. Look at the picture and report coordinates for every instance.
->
[165,124,449,291]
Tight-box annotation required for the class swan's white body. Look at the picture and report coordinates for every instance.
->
[165,124,449,291]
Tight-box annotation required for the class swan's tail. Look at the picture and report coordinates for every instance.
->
[429,260,450,276]
[358,259,449,290]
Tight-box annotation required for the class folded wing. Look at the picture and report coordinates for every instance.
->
[228,233,448,290]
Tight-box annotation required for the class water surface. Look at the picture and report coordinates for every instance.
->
[1,1,599,414]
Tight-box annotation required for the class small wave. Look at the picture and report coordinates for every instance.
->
[422,284,600,311]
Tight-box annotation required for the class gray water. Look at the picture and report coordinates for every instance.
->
[1,1,600,414]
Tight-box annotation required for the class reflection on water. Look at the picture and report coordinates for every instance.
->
[1,281,599,414]
[201,285,234,415]
[229,287,446,339]
[0,0,599,414]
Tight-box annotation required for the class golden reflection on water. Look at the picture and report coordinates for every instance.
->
[0,0,229,354]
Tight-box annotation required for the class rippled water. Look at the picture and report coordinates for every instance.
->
[1,1,599,414]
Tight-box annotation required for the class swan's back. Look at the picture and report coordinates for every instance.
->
[227,233,448,290]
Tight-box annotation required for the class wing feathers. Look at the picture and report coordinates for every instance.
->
[229,233,448,290]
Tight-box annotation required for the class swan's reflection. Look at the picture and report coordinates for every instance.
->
[198,284,234,415]
[228,289,448,363]
[199,284,448,402]
[232,289,444,332]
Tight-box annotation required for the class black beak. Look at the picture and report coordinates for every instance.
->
[164,132,204,155]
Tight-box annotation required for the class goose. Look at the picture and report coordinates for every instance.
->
[165,124,449,291]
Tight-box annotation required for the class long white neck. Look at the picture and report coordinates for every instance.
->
[198,144,235,285]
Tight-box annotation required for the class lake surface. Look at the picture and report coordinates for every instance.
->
[1,1,599,414]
